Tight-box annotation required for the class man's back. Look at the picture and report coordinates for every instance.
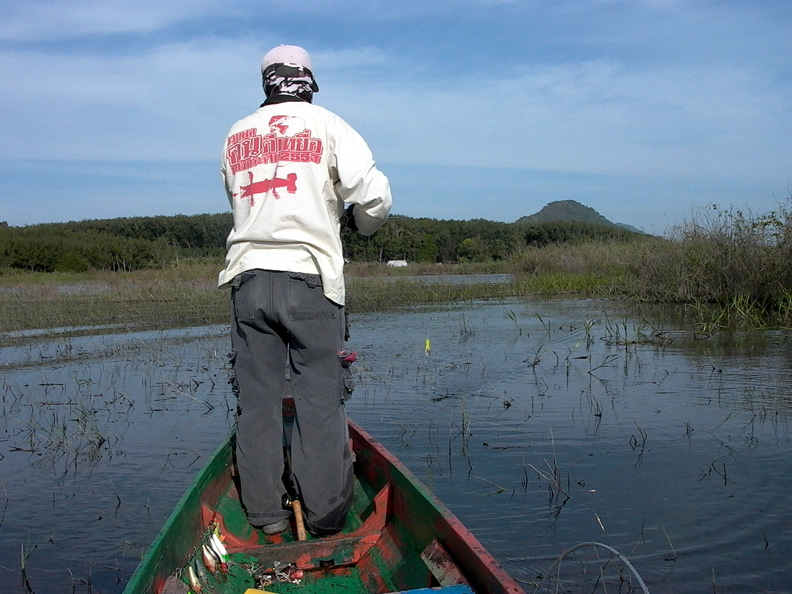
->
[219,100,390,305]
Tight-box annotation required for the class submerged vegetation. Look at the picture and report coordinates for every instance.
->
[1,195,792,337]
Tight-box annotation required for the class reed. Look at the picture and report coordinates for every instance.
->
[619,199,792,328]
[3,196,792,335]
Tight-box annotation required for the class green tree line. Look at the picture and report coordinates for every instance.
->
[0,212,642,273]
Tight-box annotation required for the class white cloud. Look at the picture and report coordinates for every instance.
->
[3,37,790,185]
[329,55,791,185]
[0,39,260,160]
[0,0,220,41]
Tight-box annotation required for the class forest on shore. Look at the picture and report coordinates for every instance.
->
[0,212,640,273]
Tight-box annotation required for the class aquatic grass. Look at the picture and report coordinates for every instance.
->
[474,476,509,496]
[0,335,233,486]
[21,541,35,593]
[0,482,7,528]
[621,198,792,328]
[691,293,777,331]
[774,287,792,326]
[5,195,792,336]
[1,270,521,340]
[663,527,678,562]
[0,340,222,483]
[0,250,630,340]
[600,312,670,347]
[505,309,523,334]
[586,354,619,375]
[523,339,547,367]
[630,420,648,469]
[19,390,115,477]
[0,277,229,341]
[515,271,618,296]
[582,317,598,349]
[458,314,475,338]
[528,430,570,515]
[455,397,474,464]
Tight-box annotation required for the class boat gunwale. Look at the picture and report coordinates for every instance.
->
[122,421,526,594]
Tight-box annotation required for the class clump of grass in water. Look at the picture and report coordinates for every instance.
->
[528,429,570,516]
[505,309,523,334]
[9,382,116,479]
[600,312,670,347]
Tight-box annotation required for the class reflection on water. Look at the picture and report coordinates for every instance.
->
[0,298,789,594]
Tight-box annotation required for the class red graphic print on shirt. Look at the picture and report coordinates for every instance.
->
[226,115,323,174]
[235,171,298,206]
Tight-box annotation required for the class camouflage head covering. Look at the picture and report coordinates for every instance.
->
[262,63,318,103]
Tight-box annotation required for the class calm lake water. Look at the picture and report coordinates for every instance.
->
[0,298,790,594]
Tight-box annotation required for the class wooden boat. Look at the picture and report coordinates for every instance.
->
[123,414,525,594]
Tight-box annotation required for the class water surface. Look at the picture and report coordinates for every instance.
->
[0,298,789,593]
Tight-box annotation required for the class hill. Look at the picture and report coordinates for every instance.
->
[516,200,640,232]
[0,206,647,273]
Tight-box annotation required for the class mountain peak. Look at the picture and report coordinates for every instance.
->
[515,200,640,232]
[515,200,613,226]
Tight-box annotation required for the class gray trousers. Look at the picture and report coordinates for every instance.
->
[230,270,353,534]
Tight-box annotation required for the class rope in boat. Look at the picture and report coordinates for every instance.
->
[533,541,650,594]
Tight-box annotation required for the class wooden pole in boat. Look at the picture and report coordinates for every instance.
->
[281,397,306,540]
[290,499,307,541]
[283,494,307,541]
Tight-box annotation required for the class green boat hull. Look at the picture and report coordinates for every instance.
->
[123,420,525,594]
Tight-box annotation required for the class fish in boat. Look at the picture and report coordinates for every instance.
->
[122,414,525,594]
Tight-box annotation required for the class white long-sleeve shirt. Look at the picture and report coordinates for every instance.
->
[217,101,392,305]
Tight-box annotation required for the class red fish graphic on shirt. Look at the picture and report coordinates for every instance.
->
[236,171,298,206]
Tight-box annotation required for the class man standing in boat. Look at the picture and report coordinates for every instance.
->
[218,44,392,536]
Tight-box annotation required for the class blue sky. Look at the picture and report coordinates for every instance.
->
[1,0,790,234]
